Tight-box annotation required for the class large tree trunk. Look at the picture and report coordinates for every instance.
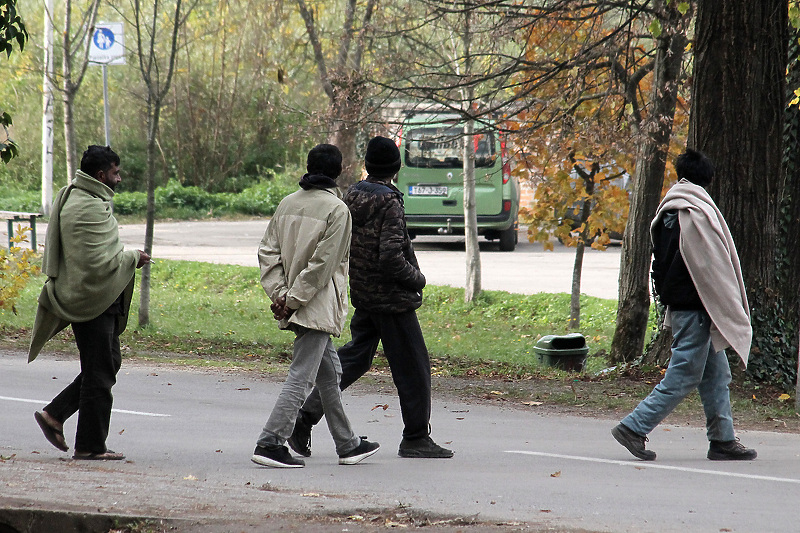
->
[295,0,375,189]
[330,88,363,187]
[689,0,787,375]
[611,2,690,365]
[785,25,800,407]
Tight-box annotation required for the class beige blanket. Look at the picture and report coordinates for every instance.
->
[651,179,751,365]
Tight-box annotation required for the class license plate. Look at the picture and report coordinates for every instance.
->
[409,185,448,196]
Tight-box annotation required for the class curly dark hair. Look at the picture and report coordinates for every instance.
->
[80,145,120,177]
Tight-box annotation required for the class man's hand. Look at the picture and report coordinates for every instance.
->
[270,296,296,321]
[270,296,286,320]
[136,250,152,268]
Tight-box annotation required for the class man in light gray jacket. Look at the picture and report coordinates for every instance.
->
[251,144,379,468]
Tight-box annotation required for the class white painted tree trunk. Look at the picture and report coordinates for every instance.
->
[463,118,481,302]
[41,0,54,215]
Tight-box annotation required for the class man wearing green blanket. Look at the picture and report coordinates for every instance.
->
[29,145,150,461]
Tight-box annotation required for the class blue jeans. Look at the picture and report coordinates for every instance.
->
[621,309,736,442]
[257,327,360,455]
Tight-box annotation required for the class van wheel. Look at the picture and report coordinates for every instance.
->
[499,226,516,251]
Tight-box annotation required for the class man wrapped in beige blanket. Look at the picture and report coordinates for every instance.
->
[612,149,757,462]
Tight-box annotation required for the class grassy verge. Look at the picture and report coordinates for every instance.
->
[1,259,798,432]
[0,259,623,371]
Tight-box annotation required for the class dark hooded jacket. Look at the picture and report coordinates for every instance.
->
[345,177,426,313]
[651,210,703,310]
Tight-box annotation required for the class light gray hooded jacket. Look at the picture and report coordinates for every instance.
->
[258,186,351,337]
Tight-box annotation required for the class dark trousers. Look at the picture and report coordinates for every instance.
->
[300,307,432,439]
[45,310,122,454]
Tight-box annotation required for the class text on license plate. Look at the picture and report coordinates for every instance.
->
[409,185,448,196]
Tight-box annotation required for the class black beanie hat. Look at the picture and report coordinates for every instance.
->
[365,136,401,178]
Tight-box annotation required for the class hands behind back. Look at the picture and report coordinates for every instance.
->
[270,296,295,321]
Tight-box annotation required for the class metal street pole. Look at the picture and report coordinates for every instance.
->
[102,64,111,146]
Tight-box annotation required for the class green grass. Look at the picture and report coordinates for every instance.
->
[0,258,622,376]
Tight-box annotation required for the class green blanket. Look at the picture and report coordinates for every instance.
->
[29,170,139,362]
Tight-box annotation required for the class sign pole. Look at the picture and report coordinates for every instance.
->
[89,22,125,148]
[103,64,111,146]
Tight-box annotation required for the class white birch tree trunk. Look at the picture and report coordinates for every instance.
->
[41,0,54,214]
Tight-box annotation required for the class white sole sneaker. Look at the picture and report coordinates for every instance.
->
[338,443,380,465]
[251,454,304,468]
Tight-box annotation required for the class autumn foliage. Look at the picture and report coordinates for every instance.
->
[0,225,40,314]
[510,4,686,251]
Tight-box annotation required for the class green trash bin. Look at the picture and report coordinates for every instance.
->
[534,333,589,371]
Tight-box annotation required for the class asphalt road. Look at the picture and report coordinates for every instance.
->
[2,352,799,532]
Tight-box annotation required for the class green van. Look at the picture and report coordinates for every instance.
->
[396,113,520,251]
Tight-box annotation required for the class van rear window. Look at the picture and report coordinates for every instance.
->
[405,127,496,169]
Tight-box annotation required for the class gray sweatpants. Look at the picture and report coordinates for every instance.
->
[256,326,360,456]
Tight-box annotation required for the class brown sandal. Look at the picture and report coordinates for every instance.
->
[34,411,69,452]
[72,450,126,461]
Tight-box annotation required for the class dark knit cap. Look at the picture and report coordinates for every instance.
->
[364,136,401,178]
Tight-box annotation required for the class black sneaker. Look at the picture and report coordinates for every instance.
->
[398,436,454,458]
[612,423,656,461]
[288,416,312,457]
[707,439,757,461]
[251,445,305,468]
[338,438,380,465]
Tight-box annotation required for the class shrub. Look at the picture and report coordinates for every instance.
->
[112,173,296,218]
[0,230,41,314]
[156,179,218,211]
[113,191,148,215]
[0,190,42,212]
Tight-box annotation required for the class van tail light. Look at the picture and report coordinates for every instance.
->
[501,136,510,184]
[503,200,511,212]
[395,127,403,147]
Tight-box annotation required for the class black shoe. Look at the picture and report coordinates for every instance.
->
[288,416,312,457]
[338,438,380,465]
[707,439,757,461]
[398,436,454,458]
[251,445,305,468]
[612,423,656,461]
